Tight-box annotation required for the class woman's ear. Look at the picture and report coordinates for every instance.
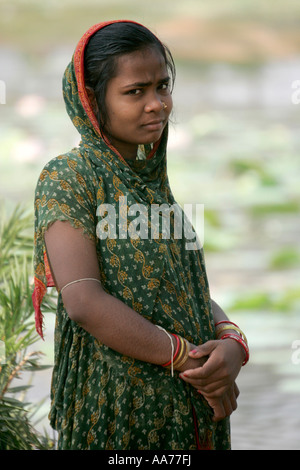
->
[85,86,99,116]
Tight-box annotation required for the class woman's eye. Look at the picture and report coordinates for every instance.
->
[159,83,170,92]
[127,89,142,95]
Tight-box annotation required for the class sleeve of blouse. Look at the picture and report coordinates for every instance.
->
[32,152,99,338]
[34,152,97,241]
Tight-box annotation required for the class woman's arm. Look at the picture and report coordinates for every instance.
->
[179,299,245,421]
[211,298,230,324]
[44,220,204,371]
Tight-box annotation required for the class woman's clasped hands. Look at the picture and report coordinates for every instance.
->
[180,338,245,422]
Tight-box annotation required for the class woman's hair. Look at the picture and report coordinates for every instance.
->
[84,22,176,129]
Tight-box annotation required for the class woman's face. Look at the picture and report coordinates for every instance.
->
[104,47,173,160]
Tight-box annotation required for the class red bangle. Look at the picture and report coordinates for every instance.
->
[161,334,180,368]
[172,334,180,361]
[215,320,240,329]
[221,333,250,366]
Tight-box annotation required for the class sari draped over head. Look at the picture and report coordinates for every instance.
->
[32,20,230,450]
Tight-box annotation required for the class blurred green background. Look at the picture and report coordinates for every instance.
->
[1,0,300,449]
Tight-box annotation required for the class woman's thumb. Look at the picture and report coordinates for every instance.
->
[189,340,218,358]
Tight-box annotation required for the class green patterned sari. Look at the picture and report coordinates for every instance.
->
[32,21,230,450]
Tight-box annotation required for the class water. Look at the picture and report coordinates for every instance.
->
[23,309,300,450]
[230,312,300,450]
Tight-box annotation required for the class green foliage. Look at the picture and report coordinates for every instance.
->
[228,288,300,314]
[0,204,54,450]
[269,247,300,270]
[249,200,300,216]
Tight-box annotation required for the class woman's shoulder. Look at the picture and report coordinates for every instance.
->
[36,148,98,191]
[34,149,98,237]
[41,148,92,176]
[35,148,97,204]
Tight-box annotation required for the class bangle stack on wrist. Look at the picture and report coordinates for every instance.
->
[157,326,190,376]
[171,335,190,370]
[215,320,249,366]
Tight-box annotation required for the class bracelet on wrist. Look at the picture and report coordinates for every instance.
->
[220,333,249,366]
[157,326,190,374]
[215,320,249,366]
[173,336,190,370]
[215,320,248,343]
[161,334,180,368]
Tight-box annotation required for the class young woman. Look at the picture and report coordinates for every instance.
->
[32,20,248,450]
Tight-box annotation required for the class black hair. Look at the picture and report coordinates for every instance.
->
[84,22,176,130]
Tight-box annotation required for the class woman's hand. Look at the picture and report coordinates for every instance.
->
[201,381,240,422]
[179,338,244,421]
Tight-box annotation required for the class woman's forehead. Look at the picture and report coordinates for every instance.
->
[113,48,168,84]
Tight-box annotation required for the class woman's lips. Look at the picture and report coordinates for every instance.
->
[142,120,164,131]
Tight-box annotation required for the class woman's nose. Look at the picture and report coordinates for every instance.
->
[144,93,164,113]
